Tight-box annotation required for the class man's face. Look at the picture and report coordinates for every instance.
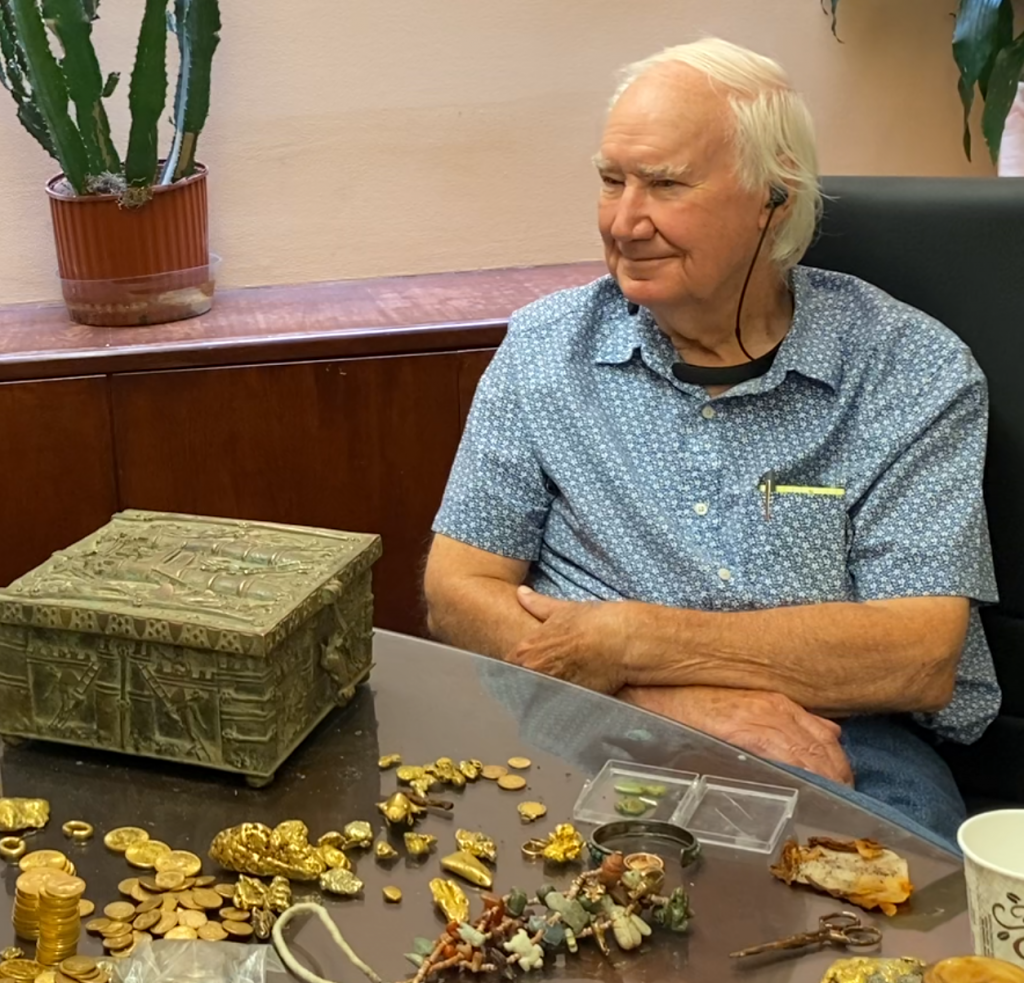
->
[596,65,768,312]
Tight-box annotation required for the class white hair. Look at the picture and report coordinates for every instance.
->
[611,38,822,271]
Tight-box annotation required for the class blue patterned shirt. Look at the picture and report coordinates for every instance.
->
[433,267,1000,743]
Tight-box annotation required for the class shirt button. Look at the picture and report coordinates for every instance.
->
[693,503,708,516]
[701,406,716,419]
[717,567,732,581]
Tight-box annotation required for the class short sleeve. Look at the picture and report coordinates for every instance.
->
[432,323,554,559]
[848,351,998,604]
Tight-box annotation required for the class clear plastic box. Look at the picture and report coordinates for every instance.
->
[571,760,700,826]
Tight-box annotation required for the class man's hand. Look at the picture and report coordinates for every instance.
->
[506,587,630,694]
[620,685,854,786]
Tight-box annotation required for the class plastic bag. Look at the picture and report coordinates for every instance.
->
[112,939,287,983]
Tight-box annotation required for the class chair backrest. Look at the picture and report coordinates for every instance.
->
[803,176,1024,717]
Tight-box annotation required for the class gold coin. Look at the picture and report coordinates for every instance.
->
[129,883,155,903]
[517,801,548,822]
[84,918,110,934]
[178,910,207,930]
[132,910,160,932]
[497,774,527,791]
[481,765,507,781]
[151,912,177,936]
[103,828,149,854]
[219,907,250,921]
[160,894,179,913]
[43,875,86,900]
[164,926,197,941]
[102,934,133,952]
[382,886,402,903]
[197,922,228,942]
[58,956,96,977]
[77,899,95,917]
[124,840,170,869]
[154,850,202,877]
[134,897,162,914]
[213,883,235,899]
[110,942,136,960]
[182,876,197,889]
[176,891,201,910]
[132,931,151,945]
[117,878,139,896]
[103,902,136,922]
[137,876,161,893]
[222,921,253,938]
[507,756,532,770]
[100,921,132,938]
[0,960,46,981]
[191,888,222,909]
[153,870,185,891]
[19,850,69,873]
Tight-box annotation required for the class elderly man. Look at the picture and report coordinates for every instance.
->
[423,38,998,844]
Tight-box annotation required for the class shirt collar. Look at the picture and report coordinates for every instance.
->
[593,266,843,393]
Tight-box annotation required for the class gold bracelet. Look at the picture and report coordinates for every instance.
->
[61,820,94,842]
[0,836,26,862]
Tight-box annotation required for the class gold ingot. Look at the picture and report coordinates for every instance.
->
[378,792,423,827]
[374,840,399,861]
[154,849,202,877]
[481,765,507,781]
[341,821,373,849]
[382,886,402,904]
[0,799,49,833]
[124,840,170,869]
[317,844,350,870]
[61,821,93,843]
[497,775,527,791]
[458,760,483,781]
[455,829,497,862]
[403,832,436,857]
[103,828,149,854]
[395,765,425,784]
[378,754,402,769]
[518,802,547,823]
[507,756,532,770]
[440,851,493,889]
[318,867,363,896]
[428,878,469,923]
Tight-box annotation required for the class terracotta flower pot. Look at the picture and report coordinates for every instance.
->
[46,165,216,327]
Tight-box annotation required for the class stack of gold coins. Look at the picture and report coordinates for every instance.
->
[36,872,86,966]
[18,848,76,877]
[11,868,62,940]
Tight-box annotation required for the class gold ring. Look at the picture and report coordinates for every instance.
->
[624,851,665,872]
[0,836,26,862]
[521,839,548,859]
[61,820,94,842]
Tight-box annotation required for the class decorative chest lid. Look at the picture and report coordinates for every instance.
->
[0,510,382,657]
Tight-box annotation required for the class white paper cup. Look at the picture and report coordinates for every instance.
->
[958,810,1024,966]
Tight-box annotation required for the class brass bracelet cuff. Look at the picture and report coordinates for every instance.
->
[61,820,94,842]
[0,836,26,862]
[588,819,702,869]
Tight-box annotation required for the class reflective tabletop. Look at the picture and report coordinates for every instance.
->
[0,630,970,982]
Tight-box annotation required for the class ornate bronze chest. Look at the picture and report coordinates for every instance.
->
[0,510,382,786]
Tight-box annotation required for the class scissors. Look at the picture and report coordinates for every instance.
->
[729,912,883,959]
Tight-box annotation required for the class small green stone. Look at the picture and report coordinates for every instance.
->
[615,795,650,816]
[613,780,647,795]
[642,783,668,797]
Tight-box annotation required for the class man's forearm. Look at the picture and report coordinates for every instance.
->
[426,577,538,660]
[622,597,968,714]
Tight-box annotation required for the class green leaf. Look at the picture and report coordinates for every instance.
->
[0,2,58,157]
[101,68,117,96]
[952,0,1014,160]
[981,31,1024,162]
[10,0,90,191]
[124,0,168,188]
[43,0,119,173]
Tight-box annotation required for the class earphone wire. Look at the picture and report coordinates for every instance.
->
[734,198,781,361]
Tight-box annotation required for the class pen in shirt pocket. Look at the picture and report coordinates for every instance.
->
[758,471,846,521]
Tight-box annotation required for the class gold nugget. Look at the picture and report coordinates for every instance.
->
[266,875,292,913]
[377,793,424,827]
[455,829,497,862]
[403,832,436,857]
[209,821,325,880]
[0,799,49,833]
[429,878,469,923]
[526,823,585,863]
[319,868,363,896]
[317,844,350,870]
[440,850,494,888]
[458,760,483,781]
[378,754,402,770]
[342,821,373,849]
[395,765,425,784]
[821,957,927,982]
[382,886,402,903]
[374,840,399,861]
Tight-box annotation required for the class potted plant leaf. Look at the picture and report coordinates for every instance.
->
[826,0,1024,164]
[0,0,221,326]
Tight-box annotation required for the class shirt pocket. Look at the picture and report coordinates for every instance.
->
[744,490,852,604]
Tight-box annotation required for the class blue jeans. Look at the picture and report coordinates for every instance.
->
[778,715,966,855]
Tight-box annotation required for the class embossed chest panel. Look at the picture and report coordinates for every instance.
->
[0,510,382,785]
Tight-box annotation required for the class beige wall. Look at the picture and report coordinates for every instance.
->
[0,0,992,306]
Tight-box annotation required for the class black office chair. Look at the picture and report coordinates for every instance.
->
[803,176,1024,810]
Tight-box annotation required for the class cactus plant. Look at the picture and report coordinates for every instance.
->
[0,0,220,200]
